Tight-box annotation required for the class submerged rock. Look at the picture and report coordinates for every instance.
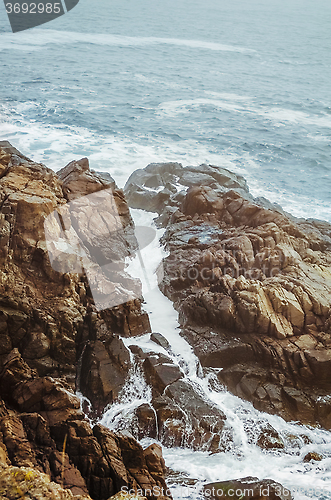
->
[303,451,323,462]
[80,336,131,416]
[256,424,285,450]
[131,344,226,452]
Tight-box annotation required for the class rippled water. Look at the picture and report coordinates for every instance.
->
[0,0,330,219]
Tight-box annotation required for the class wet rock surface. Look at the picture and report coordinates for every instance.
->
[0,148,317,500]
[125,162,331,428]
[0,144,168,500]
[80,336,131,416]
[203,477,292,499]
[0,341,170,500]
[0,141,150,393]
[129,345,226,452]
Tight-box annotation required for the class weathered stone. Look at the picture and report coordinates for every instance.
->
[0,144,150,388]
[143,354,184,395]
[138,162,331,427]
[256,424,285,450]
[305,350,331,381]
[165,379,226,450]
[80,337,131,415]
[150,333,171,352]
[303,452,323,462]
[135,404,157,440]
[57,158,116,201]
[0,147,173,500]
[204,477,292,499]
[0,464,92,500]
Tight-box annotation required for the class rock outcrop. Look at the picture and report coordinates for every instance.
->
[1,144,322,499]
[203,477,292,499]
[0,142,168,500]
[0,141,150,403]
[124,162,331,427]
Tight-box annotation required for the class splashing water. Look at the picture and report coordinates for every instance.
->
[97,210,331,500]
[99,357,152,435]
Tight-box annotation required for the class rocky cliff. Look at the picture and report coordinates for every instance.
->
[1,144,320,499]
[0,142,168,500]
[124,162,331,428]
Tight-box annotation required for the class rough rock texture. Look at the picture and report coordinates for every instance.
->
[124,162,331,427]
[0,141,150,403]
[0,338,170,500]
[0,143,168,500]
[128,344,226,452]
[203,477,292,499]
[80,336,131,417]
[124,162,248,216]
[0,464,91,500]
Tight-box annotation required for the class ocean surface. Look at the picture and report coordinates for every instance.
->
[1,0,331,498]
[0,0,330,220]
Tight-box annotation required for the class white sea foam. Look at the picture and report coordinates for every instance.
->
[257,107,331,128]
[157,98,245,118]
[1,108,330,223]
[100,210,331,500]
[0,29,256,54]
[158,97,331,129]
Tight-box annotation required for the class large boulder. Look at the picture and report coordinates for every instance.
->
[80,336,131,415]
[130,343,226,452]
[124,163,249,215]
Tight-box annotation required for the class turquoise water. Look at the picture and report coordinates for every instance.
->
[0,0,330,220]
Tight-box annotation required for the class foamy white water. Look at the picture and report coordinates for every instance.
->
[0,29,256,54]
[99,210,331,500]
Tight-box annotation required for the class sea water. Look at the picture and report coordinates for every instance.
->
[1,0,331,497]
[0,0,330,219]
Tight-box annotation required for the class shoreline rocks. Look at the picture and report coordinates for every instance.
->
[1,145,325,499]
[124,162,331,427]
[0,143,169,500]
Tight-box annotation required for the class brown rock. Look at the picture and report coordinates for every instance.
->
[143,353,183,396]
[80,337,131,415]
[256,424,285,450]
[135,404,157,440]
[0,148,172,500]
[305,349,331,381]
[204,478,292,499]
[303,452,323,462]
[136,162,331,427]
